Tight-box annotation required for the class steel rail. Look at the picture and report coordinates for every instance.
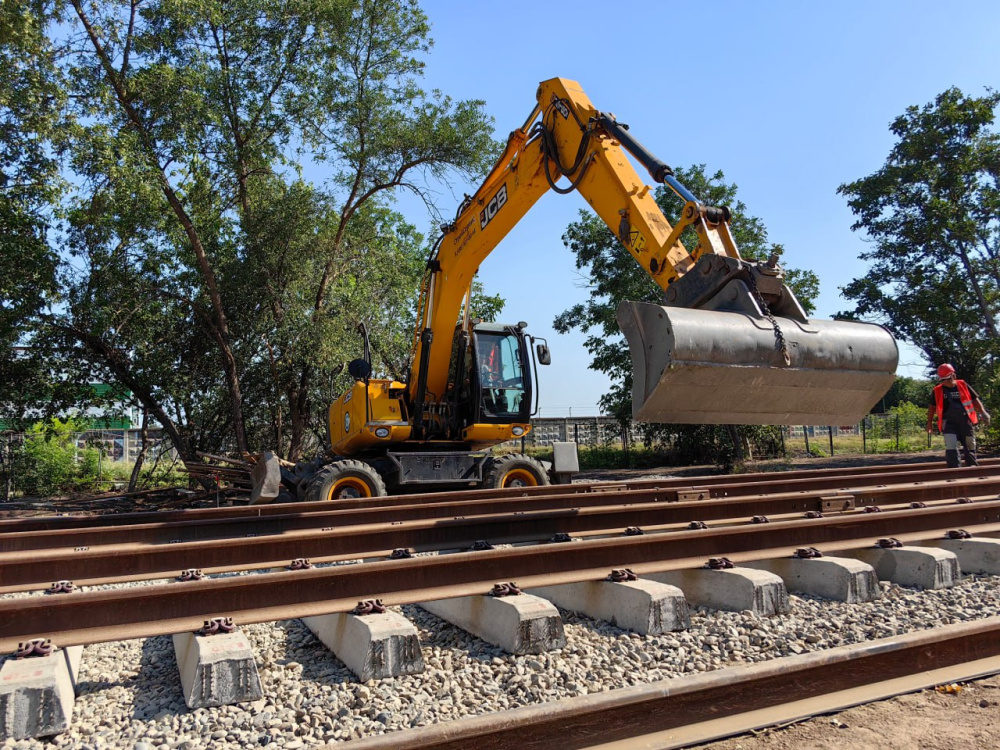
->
[2,458,994,535]
[2,476,997,590]
[343,617,1000,750]
[4,501,1000,650]
[4,465,999,553]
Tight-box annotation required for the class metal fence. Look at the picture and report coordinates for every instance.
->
[524,414,945,457]
[781,414,945,456]
[0,428,174,501]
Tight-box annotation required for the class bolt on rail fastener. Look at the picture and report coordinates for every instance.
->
[489,582,522,597]
[351,599,387,616]
[607,569,638,582]
[875,538,903,549]
[197,617,236,636]
[794,547,824,559]
[15,639,53,659]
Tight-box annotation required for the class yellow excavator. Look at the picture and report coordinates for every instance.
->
[252,77,898,502]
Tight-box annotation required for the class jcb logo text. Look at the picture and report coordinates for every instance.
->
[480,184,508,230]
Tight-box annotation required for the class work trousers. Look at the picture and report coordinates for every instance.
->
[944,431,978,468]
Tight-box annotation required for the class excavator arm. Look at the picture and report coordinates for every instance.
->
[407,78,897,430]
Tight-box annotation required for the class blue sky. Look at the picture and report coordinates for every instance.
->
[393,0,1000,417]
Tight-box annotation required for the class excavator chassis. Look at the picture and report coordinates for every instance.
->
[618,301,899,426]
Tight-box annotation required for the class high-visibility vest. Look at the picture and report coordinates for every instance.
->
[933,380,978,430]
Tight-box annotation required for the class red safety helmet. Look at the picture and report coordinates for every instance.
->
[937,363,956,379]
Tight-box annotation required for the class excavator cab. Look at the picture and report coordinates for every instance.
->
[473,326,530,422]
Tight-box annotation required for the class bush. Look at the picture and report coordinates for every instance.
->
[17,418,82,496]
[10,418,175,496]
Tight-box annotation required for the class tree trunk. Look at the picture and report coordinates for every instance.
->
[127,408,150,492]
[954,239,1000,338]
[71,0,248,454]
[726,424,746,463]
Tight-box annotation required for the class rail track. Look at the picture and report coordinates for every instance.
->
[3,458,1000,747]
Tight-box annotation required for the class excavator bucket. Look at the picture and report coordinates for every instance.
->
[617,302,899,426]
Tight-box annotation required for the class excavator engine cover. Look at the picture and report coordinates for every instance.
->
[618,301,899,426]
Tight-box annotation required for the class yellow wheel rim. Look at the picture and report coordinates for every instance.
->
[326,477,372,500]
[501,468,539,488]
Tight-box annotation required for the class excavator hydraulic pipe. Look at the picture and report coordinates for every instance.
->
[595,115,701,205]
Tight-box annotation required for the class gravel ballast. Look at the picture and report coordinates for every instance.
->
[2,572,1000,749]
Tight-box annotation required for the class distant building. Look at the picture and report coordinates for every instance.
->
[1,358,160,462]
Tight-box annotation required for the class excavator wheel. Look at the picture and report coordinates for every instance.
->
[484,454,550,489]
[304,459,387,501]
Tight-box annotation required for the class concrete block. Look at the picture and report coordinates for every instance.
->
[420,593,566,654]
[646,567,790,616]
[172,630,263,709]
[841,546,959,589]
[744,556,880,603]
[302,610,424,681]
[527,578,689,635]
[920,537,1000,575]
[0,646,82,741]
[249,451,281,505]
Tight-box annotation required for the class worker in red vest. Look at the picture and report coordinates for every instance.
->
[926,364,991,467]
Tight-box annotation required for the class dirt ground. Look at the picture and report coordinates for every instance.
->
[697,675,1000,750]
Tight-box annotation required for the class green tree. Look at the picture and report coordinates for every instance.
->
[555,165,820,465]
[877,375,933,413]
[0,2,64,427]
[838,87,1000,386]
[16,0,498,462]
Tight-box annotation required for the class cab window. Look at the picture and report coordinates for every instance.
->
[476,332,526,419]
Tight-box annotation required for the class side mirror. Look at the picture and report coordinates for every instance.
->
[347,358,372,381]
[535,342,551,366]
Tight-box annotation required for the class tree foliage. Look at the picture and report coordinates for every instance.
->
[4,0,499,462]
[0,1,64,427]
[838,87,1000,386]
[555,165,820,465]
[878,375,933,414]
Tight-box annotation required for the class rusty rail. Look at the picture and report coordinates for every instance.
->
[2,459,995,537]
[4,499,1000,650]
[4,465,999,553]
[3,475,998,590]
[345,617,1000,750]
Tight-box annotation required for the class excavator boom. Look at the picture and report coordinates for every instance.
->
[406,77,897,429]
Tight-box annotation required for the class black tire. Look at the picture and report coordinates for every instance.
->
[304,459,387,501]
[483,453,549,489]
